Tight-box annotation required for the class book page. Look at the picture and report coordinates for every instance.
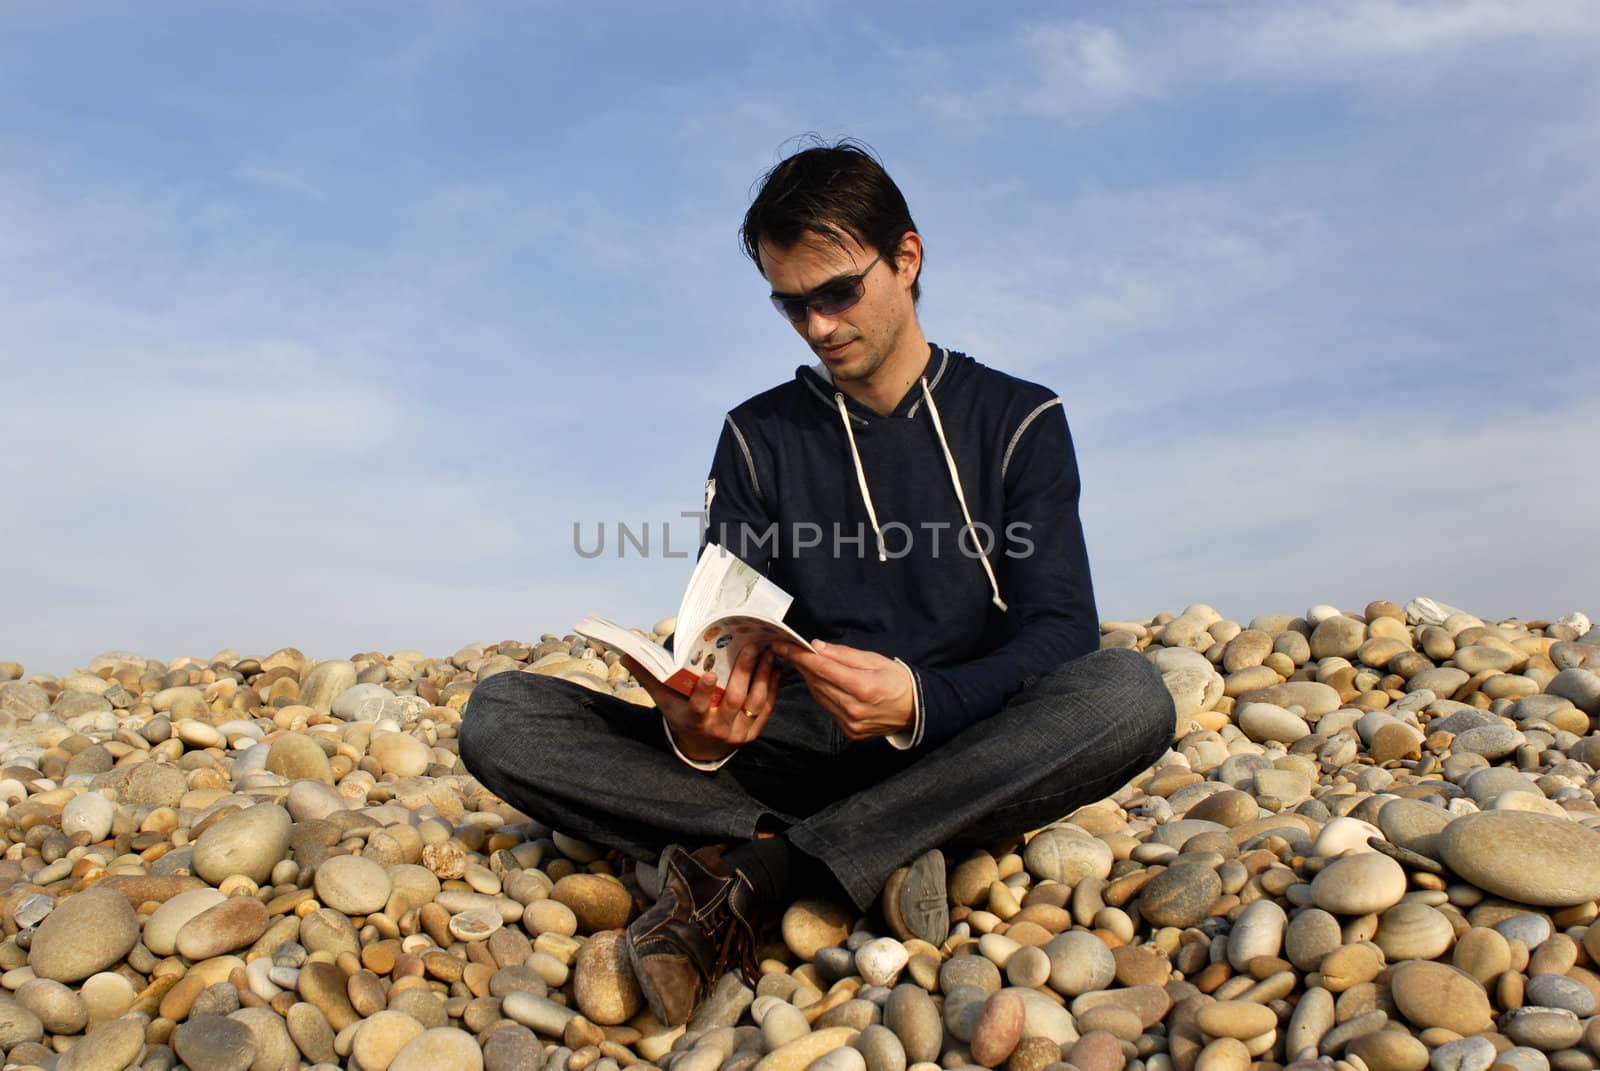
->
[673,544,792,659]
[573,616,675,682]
[676,615,814,700]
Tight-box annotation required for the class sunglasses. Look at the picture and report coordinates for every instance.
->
[769,254,883,324]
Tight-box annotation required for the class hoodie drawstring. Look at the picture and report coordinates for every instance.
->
[920,378,1009,612]
[834,392,889,562]
[831,381,1009,612]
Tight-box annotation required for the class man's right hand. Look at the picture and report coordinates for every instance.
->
[620,644,782,764]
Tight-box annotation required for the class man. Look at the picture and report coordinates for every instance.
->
[460,141,1174,1027]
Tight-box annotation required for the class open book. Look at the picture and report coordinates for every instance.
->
[575,543,813,703]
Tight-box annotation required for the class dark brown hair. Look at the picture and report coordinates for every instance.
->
[741,137,922,302]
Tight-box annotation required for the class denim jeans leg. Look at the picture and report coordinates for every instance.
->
[784,647,1174,909]
[459,670,846,863]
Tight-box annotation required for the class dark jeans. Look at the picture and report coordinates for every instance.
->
[458,647,1173,910]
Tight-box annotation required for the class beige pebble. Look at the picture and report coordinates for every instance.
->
[351,1009,426,1071]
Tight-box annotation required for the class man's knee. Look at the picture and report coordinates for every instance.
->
[459,670,533,776]
[1033,647,1175,751]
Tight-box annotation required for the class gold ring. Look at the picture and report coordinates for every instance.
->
[742,709,758,719]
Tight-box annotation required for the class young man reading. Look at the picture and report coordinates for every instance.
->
[461,141,1174,1027]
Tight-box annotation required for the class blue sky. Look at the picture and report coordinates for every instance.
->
[2,1,1596,675]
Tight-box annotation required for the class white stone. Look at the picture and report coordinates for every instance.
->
[61,793,115,842]
[1311,817,1384,859]
[855,938,909,988]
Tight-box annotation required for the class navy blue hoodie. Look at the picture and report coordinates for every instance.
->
[703,345,1099,748]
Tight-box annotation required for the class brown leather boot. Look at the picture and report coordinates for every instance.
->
[625,845,764,1026]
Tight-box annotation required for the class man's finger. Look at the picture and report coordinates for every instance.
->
[779,646,869,693]
[809,639,890,670]
[689,671,720,719]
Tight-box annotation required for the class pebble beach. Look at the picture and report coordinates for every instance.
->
[2,597,1599,1071]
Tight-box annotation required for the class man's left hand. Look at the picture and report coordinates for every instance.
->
[771,639,914,740]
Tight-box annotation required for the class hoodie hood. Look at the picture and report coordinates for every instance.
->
[795,343,957,423]
[794,346,1006,610]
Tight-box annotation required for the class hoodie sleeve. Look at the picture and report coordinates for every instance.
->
[703,412,776,573]
[906,400,1100,747]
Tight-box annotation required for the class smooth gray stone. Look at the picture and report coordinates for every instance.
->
[172,1014,257,1071]
[483,1024,541,1071]
[1495,913,1553,948]
[938,955,1001,995]
[1525,974,1596,1016]
[1379,797,1453,857]
[1548,668,1600,716]
[1433,709,1505,735]
[1430,1035,1498,1071]
[1454,724,1525,760]
[858,1023,907,1071]
[1148,818,1228,848]
[939,984,985,1044]
[1461,766,1538,803]
[1509,694,1578,723]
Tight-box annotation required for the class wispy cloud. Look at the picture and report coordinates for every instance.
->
[1226,0,1600,71]
[0,3,1594,675]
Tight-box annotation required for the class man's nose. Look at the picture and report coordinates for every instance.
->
[804,307,839,339]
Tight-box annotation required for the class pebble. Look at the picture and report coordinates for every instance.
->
[1346,1029,1430,1071]
[1503,1006,1584,1051]
[885,984,943,1063]
[1310,851,1407,914]
[352,1009,426,1071]
[388,1027,485,1071]
[1374,901,1455,961]
[1389,960,1494,1035]
[482,1024,540,1071]
[61,791,115,841]
[313,853,394,914]
[1226,899,1287,969]
[191,802,292,885]
[28,887,139,982]
[265,732,334,782]
[1525,973,1596,1016]
[968,989,1025,1067]
[1437,811,1600,906]
[1236,701,1310,744]
[1430,1035,1498,1071]
[573,929,642,1025]
[1036,930,1112,996]
[1065,1030,1125,1071]
[3,603,1595,1071]
[0,993,44,1048]
[1022,826,1113,884]
[856,937,910,987]
[172,1013,258,1071]
[15,978,87,1035]
[1137,862,1222,927]
[143,887,226,956]
[56,1014,147,1071]
[783,898,853,961]
[174,895,270,959]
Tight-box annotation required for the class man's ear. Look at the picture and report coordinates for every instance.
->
[894,231,923,291]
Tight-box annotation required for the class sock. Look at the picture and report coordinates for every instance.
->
[726,836,794,903]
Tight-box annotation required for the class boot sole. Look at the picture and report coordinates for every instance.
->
[898,848,949,947]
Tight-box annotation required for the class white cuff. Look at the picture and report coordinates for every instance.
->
[886,658,926,750]
[661,715,738,771]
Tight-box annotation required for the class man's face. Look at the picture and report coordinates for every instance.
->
[758,230,920,385]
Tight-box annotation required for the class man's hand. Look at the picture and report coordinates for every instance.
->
[620,644,782,764]
[771,639,914,741]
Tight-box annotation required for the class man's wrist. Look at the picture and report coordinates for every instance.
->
[661,715,738,771]
[887,658,925,750]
